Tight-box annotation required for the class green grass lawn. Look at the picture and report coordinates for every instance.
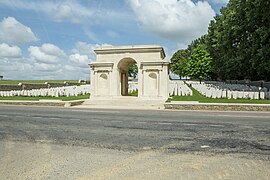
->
[0,80,79,85]
[0,94,90,101]
[168,85,270,104]
[128,90,138,96]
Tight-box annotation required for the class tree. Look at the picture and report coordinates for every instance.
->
[128,64,138,79]
[187,45,212,83]
[206,0,270,81]
[170,49,189,79]
[187,34,207,55]
[245,0,270,81]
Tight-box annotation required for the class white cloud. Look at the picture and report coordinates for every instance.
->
[0,38,110,79]
[0,17,38,45]
[61,64,90,80]
[71,41,112,60]
[72,41,97,57]
[69,53,90,68]
[0,0,133,30]
[0,43,22,58]
[0,1,91,23]
[32,63,62,72]
[0,1,133,44]
[39,43,66,57]
[66,42,112,79]
[54,4,74,22]
[28,43,66,64]
[0,58,34,79]
[24,42,109,80]
[128,0,215,43]
[53,3,93,23]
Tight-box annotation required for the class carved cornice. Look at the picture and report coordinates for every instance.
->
[141,62,169,66]
[94,45,166,59]
[89,62,114,67]
[89,62,114,71]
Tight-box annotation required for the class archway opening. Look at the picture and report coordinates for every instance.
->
[118,58,138,96]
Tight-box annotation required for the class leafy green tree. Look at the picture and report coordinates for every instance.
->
[206,0,270,81]
[244,0,270,81]
[170,49,189,79]
[187,45,213,83]
[187,34,207,55]
[128,64,138,79]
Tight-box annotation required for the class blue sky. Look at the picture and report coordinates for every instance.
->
[0,0,228,80]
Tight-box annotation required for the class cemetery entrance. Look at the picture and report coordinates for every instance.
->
[88,45,169,106]
[118,58,137,96]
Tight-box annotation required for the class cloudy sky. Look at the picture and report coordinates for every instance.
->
[0,0,228,80]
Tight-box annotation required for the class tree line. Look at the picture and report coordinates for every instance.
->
[171,0,270,81]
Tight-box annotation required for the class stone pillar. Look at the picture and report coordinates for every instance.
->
[138,64,143,98]
[110,67,119,97]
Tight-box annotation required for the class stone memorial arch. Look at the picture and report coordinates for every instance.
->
[89,45,169,101]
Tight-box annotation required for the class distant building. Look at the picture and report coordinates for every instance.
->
[0,75,3,80]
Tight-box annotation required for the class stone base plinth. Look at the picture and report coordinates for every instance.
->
[81,97,165,110]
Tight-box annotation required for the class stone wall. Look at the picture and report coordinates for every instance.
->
[0,85,22,91]
[65,82,81,86]
[0,100,85,107]
[0,82,86,91]
[165,103,270,111]
[47,83,66,88]
[22,83,48,90]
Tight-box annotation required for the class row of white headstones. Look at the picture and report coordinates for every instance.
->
[128,81,193,96]
[169,81,193,96]
[128,82,138,93]
[186,81,270,100]
[1,81,269,100]
[0,85,91,97]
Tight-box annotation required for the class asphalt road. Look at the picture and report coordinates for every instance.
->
[0,105,270,179]
[0,105,269,156]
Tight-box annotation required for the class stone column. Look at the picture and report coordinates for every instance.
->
[138,63,143,98]
[161,64,169,100]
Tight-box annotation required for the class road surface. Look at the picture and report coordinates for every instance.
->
[0,105,269,179]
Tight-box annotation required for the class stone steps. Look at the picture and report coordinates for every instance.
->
[80,97,165,110]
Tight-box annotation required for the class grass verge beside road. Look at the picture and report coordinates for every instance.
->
[168,86,270,104]
[0,94,90,101]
